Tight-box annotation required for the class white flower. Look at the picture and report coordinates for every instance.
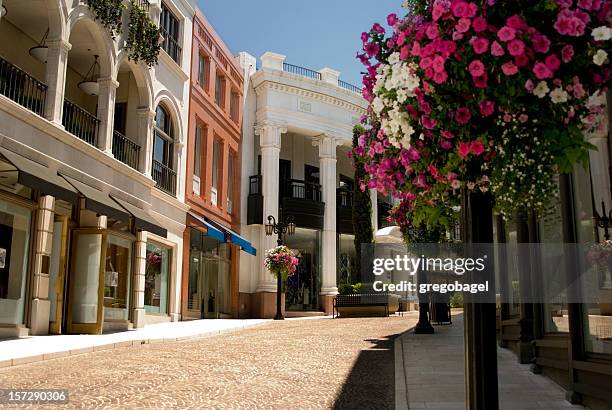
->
[592,26,612,41]
[587,91,606,108]
[388,52,400,66]
[372,97,385,114]
[550,87,569,104]
[593,49,608,66]
[533,81,550,98]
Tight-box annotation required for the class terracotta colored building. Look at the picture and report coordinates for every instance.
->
[182,9,253,320]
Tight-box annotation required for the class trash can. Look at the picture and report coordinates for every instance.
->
[429,292,451,324]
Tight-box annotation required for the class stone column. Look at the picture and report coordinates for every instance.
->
[0,0,4,22]
[137,108,155,177]
[44,38,71,125]
[253,121,286,317]
[315,135,340,315]
[132,230,147,328]
[96,77,119,156]
[29,195,55,335]
[370,189,379,232]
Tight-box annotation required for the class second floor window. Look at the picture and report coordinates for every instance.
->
[153,106,174,167]
[198,54,207,87]
[194,126,203,178]
[160,3,181,63]
[227,152,235,213]
[229,92,238,122]
[215,75,224,108]
[212,140,220,191]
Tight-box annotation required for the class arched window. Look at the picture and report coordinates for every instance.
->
[152,104,177,195]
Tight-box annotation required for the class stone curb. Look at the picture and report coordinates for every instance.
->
[0,321,272,369]
[394,328,412,410]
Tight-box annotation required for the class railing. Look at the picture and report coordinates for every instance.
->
[152,159,177,196]
[338,79,362,94]
[281,178,322,202]
[337,188,353,208]
[161,28,182,63]
[0,56,47,116]
[282,63,321,80]
[136,0,150,10]
[112,130,140,170]
[62,99,100,146]
[249,175,262,195]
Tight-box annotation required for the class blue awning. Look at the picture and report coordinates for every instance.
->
[227,229,257,256]
[189,212,225,242]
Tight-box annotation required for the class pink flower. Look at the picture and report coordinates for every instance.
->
[387,13,398,26]
[465,2,478,18]
[472,17,488,32]
[407,146,421,161]
[422,115,437,129]
[514,54,529,67]
[458,141,472,158]
[372,23,385,34]
[365,42,379,57]
[413,175,428,189]
[573,81,586,98]
[556,0,572,7]
[503,113,512,122]
[471,141,485,156]
[472,37,489,54]
[519,114,529,123]
[440,139,453,150]
[491,41,505,56]
[447,171,458,181]
[545,54,561,71]
[577,0,602,11]
[532,34,551,53]
[468,59,485,77]
[433,70,448,84]
[474,73,488,88]
[426,24,439,39]
[441,130,455,139]
[501,61,519,76]
[432,4,447,21]
[479,100,495,116]
[451,179,461,189]
[432,55,446,72]
[561,44,574,63]
[451,1,469,17]
[455,18,471,33]
[455,107,472,124]
[507,39,525,56]
[420,56,433,69]
[497,26,516,42]
[400,46,410,60]
[506,15,525,30]
[525,79,535,91]
[533,62,553,79]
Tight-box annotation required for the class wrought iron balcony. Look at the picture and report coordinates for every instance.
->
[112,130,140,170]
[338,79,362,94]
[337,188,353,208]
[282,63,321,80]
[152,159,177,196]
[0,56,47,116]
[62,99,100,146]
[161,28,182,64]
[281,178,322,202]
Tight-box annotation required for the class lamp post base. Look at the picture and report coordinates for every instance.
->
[274,313,285,320]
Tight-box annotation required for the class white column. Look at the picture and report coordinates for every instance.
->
[132,231,147,328]
[370,189,379,232]
[96,77,119,156]
[254,121,286,292]
[44,38,71,125]
[315,135,339,295]
[0,0,5,22]
[137,108,155,177]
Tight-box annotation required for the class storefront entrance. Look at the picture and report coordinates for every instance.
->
[48,215,69,334]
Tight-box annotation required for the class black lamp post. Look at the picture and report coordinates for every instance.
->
[593,200,612,240]
[265,208,296,320]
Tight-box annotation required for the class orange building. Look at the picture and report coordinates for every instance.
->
[182,9,253,320]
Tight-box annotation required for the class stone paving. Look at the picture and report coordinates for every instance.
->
[397,314,586,410]
[0,314,418,409]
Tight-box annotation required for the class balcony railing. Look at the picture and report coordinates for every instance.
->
[282,178,322,202]
[282,63,321,80]
[0,56,47,116]
[136,0,150,9]
[337,188,353,208]
[152,159,177,196]
[338,79,362,94]
[62,99,100,146]
[112,130,140,170]
[161,29,182,64]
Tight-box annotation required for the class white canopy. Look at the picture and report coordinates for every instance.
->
[375,225,404,243]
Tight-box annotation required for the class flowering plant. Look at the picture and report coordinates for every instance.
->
[587,239,612,267]
[264,245,299,281]
[354,0,611,231]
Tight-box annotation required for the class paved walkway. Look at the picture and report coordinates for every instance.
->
[396,314,585,410]
[0,314,418,408]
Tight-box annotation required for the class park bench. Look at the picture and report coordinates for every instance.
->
[332,293,390,318]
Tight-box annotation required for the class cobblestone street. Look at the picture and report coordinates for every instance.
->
[0,315,417,409]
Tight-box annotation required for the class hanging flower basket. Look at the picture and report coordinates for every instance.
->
[264,245,298,281]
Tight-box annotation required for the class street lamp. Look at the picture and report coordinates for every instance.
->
[264,208,296,320]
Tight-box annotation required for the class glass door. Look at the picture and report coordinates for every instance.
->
[48,216,69,334]
[66,229,107,334]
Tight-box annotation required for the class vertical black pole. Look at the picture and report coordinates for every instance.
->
[464,191,499,410]
[275,229,284,320]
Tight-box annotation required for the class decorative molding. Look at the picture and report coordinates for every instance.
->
[298,100,312,113]
[312,134,342,159]
[254,120,287,149]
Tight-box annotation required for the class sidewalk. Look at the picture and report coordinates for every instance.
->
[395,314,585,410]
[0,318,280,367]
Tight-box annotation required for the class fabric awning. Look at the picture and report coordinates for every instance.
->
[0,148,78,204]
[110,195,167,238]
[59,173,130,223]
[224,226,257,256]
[189,212,225,242]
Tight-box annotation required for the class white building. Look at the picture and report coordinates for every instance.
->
[237,52,392,317]
[0,0,194,336]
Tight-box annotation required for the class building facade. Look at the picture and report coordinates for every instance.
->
[0,0,194,336]
[182,9,253,320]
[237,52,373,317]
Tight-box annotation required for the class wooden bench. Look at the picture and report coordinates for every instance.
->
[332,293,390,318]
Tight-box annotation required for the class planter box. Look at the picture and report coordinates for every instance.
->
[335,294,400,317]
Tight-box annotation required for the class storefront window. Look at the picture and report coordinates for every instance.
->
[188,228,231,318]
[0,200,31,325]
[337,234,356,285]
[145,243,170,314]
[104,235,132,321]
[504,219,520,316]
[284,227,322,311]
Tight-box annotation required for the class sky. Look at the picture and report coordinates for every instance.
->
[197,0,403,87]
